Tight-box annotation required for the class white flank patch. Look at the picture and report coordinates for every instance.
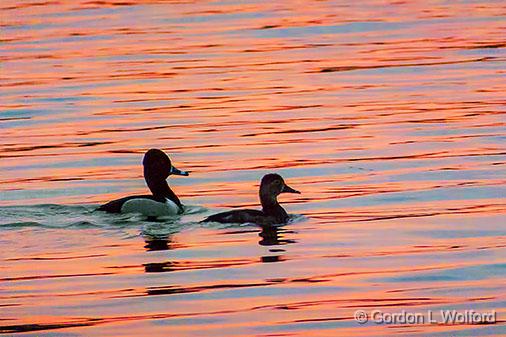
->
[121,198,180,217]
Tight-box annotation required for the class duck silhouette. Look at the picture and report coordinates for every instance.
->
[98,149,189,217]
[203,173,300,226]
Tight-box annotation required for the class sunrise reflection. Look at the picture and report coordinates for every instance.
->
[1,0,505,336]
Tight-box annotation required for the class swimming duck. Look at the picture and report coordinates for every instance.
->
[203,173,300,225]
[97,149,189,216]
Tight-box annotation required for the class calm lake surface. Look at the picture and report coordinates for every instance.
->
[1,0,505,336]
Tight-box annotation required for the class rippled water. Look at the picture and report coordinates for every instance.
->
[1,0,506,336]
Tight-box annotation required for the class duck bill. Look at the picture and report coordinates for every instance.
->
[169,166,190,176]
[282,184,300,194]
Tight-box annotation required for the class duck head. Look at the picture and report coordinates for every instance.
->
[143,149,189,179]
[259,173,300,209]
[143,149,189,197]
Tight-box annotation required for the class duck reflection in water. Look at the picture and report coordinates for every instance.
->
[259,225,296,246]
[144,237,172,251]
[259,225,296,263]
[143,235,178,273]
[142,230,180,272]
[142,218,184,252]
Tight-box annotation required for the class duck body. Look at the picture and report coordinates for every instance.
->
[204,209,267,224]
[98,195,181,217]
[97,149,189,217]
[203,173,299,226]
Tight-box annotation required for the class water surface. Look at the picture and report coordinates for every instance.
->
[1,0,505,336]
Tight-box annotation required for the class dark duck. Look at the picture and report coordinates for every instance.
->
[97,149,189,217]
[203,173,300,226]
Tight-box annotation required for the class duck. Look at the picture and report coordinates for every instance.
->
[97,149,189,217]
[202,173,300,226]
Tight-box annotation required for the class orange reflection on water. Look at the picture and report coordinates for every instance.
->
[1,0,505,336]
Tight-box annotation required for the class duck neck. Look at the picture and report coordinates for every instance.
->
[146,176,182,207]
[260,190,287,219]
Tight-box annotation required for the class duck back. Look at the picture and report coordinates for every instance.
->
[204,209,265,224]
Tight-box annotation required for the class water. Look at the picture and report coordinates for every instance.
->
[1,0,505,336]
